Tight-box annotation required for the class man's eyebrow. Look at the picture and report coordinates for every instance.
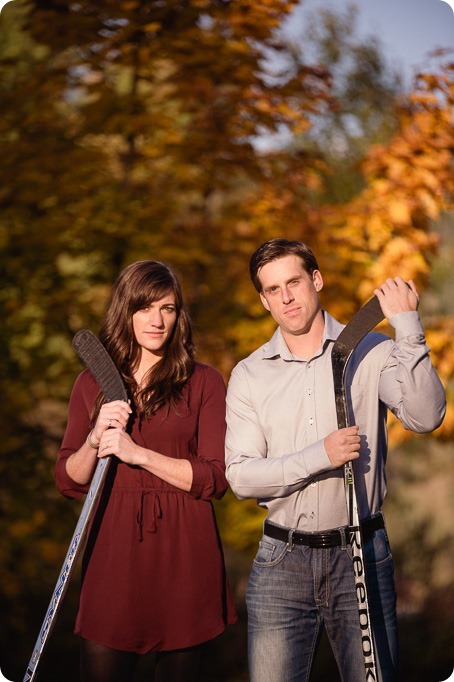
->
[264,275,301,292]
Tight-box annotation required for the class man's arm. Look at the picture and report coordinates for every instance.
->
[374,277,446,431]
[225,363,359,500]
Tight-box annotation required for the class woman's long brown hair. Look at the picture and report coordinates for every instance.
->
[94,260,195,419]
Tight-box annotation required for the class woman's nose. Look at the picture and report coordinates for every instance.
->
[149,311,164,327]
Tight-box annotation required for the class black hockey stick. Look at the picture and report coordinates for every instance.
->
[23,330,128,682]
[331,295,385,682]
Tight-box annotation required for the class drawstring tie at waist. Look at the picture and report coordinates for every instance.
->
[136,490,162,541]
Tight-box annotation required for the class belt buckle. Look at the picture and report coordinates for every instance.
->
[319,532,336,548]
[316,533,330,548]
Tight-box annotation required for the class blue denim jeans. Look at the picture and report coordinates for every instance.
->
[246,526,398,682]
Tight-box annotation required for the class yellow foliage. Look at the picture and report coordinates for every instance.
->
[414,188,441,219]
[217,490,266,553]
[2,7,453,670]
[39,539,65,564]
[426,321,454,381]
[143,22,161,33]
[11,520,35,539]
[386,157,409,182]
[364,213,392,250]
[387,199,412,226]
[313,64,453,331]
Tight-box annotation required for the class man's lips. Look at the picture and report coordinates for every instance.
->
[284,307,300,316]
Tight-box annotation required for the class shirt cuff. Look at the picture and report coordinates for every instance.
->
[301,439,333,477]
[388,311,423,340]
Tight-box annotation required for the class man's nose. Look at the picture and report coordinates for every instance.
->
[282,287,294,304]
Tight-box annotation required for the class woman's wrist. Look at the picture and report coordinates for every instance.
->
[86,429,100,449]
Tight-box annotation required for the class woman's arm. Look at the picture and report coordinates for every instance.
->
[97,365,228,497]
[97,429,194,491]
[66,399,132,485]
[55,371,131,497]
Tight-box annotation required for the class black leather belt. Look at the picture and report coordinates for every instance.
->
[263,513,384,549]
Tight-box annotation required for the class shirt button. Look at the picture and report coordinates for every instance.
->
[309,418,314,425]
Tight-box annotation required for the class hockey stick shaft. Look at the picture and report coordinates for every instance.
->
[331,295,384,682]
[23,459,111,682]
[24,331,128,682]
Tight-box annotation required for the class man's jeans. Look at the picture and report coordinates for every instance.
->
[246,527,398,682]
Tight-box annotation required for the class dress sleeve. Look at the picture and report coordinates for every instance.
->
[55,370,100,499]
[189,366,230,501]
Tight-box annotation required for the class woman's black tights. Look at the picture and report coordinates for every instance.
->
[80,638,206,682]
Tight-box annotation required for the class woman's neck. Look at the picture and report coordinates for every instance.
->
[134,351,162,386]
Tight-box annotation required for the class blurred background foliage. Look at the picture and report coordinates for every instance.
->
[0,1,453,680]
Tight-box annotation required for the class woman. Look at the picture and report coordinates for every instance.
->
[55,260,237,682]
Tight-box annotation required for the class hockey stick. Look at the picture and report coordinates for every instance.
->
[331,295,385,682]
[23,330,128,682]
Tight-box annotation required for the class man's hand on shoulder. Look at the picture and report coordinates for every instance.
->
[374,277,419,319]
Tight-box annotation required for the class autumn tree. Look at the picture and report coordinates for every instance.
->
[0,1,452,679]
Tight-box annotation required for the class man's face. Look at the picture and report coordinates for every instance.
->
[258,254,323,339]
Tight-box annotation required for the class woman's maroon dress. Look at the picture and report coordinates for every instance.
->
[55,362,237,653]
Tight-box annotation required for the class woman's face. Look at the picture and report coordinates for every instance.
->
[132,292,177,363]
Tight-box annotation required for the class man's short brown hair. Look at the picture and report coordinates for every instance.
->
[249,238,319,292]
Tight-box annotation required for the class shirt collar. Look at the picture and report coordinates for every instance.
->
[262,311,344,362]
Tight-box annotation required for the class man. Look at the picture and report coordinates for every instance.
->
[225,238,446,681]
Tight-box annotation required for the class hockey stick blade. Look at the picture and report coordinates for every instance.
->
[332,295,384,430]
[72,329,128,403]
[331,295,385,682]
[23,331,128,682]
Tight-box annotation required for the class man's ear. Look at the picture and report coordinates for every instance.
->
[260,292,271,311]
[313,270,323,292]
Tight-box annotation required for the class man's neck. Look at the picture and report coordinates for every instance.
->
[282,310,325,360]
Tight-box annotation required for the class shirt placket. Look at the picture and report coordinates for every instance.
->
[305,358,319,531]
